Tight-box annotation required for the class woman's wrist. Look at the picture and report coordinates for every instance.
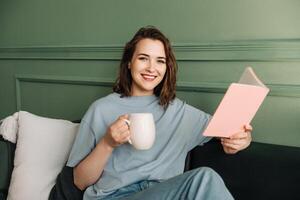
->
[98,137,114,152]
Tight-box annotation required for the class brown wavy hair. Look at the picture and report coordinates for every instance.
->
[113,26,177,108]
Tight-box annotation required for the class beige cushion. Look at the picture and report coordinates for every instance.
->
[7,111,79,200]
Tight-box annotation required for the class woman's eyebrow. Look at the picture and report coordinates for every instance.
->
[138,53,166,60]
[137,53,150,57]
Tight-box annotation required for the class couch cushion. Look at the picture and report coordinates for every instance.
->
[7,111,79,200]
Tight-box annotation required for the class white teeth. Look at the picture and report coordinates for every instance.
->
[142,74,156,80]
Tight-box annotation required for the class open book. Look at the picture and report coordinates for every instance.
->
[203,67,270,138]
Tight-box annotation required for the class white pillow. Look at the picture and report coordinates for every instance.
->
[7,111,79,200]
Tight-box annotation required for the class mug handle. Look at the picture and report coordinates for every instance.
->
[123,119,132,144]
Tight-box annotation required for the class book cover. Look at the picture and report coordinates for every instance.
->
[203,67,270,138]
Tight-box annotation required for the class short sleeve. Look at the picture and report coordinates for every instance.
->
[66,99,106,167]
[185,105,212,151]
[66,120,96,167]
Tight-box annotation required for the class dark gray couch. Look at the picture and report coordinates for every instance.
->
[1,137,300,200]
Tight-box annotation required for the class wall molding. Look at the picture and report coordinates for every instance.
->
[2,39,300,61]
[15,75,115,110]
[15,74,300,110]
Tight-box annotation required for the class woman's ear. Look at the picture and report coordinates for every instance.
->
[128,62,131,69]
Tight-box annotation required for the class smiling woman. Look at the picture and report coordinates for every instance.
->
[128,39,167,97]
[49,26,251,200]
[113,26,177,108]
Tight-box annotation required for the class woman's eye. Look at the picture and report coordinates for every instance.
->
[158,60,166,64]
[138,57,147,61]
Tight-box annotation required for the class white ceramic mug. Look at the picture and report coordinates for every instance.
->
[124,113,155,150]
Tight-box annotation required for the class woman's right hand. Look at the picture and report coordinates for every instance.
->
[103,114,130,149]
[74,115,130,190]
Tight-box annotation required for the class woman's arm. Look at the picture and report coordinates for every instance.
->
[73,115,130,190]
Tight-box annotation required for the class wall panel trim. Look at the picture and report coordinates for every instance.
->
[15,75,115,110]
[15,74,300,110]
[2,39,300,61]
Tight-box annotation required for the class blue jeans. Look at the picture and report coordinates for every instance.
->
[101,167,234,200]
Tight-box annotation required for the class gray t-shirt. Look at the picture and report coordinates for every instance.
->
[67,93,211,199]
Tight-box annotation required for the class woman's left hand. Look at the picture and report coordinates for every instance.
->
[221,124,252,154]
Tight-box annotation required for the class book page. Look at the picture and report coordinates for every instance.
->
[238,67,267,88]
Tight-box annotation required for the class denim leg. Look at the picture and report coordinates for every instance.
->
[102,180,160,200]
[101,182,141,200]
[124,167,234,200]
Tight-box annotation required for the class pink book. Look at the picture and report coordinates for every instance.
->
[203,67,270,138]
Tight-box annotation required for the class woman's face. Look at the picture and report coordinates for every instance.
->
[129,38,167,96]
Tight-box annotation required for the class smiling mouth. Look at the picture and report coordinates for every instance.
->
[141,74,157,81]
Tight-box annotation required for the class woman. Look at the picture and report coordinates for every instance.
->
[66,26,252,200]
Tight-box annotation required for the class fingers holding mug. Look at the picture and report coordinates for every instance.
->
[118,129,131,144]
[122,119,132,144]
[123,119,130,127]
[103,114,131,148]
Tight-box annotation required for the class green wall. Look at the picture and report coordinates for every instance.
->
[1,0,300,147]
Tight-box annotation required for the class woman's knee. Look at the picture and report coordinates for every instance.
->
[182,167,233,199]
[191,167,224,183]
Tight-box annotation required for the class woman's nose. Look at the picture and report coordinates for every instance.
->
[146,60,156,72]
